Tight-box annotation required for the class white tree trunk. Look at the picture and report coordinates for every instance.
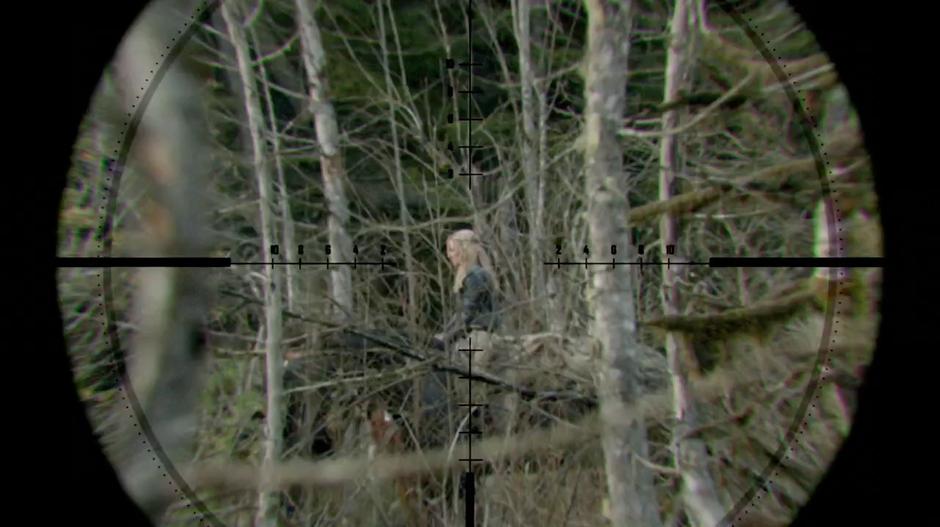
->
[583,1,662,525]
[658,2,726,525]
[296,0,354,322]
[221,3,285,526]
[250,25,299,313]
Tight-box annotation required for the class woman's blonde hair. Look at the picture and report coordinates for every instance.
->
[447,229,497,293]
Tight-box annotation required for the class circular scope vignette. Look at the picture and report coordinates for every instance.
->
[59,1,884,526]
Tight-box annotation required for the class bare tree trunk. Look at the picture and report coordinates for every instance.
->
[512,0,545,309]
[296,0,354,323]
[583,1,662,525]
[112,1,212,522]
[221,4,285,526]
[537,29,561,333]
[251,23,299,313]
[658,3,726,523]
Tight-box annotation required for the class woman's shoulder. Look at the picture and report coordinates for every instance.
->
[463,265,492,281]
[461,265,494,289]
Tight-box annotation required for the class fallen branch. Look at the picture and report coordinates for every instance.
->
[625,129,862,226]
[342,328,598,405]
[641,287,815,337]
[629,187,723,225]
[183,412,604,492]
[182,333,844,493]
[216,288,597,404]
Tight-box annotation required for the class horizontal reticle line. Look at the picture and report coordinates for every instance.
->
[57,256,884,269]
[230,260,391,266]
[544,257,884,268]
[56,257,395,268]
[57,257,231,268]
[546,259,708,266]
[709,257,884,267]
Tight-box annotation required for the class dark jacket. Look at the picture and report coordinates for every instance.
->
[440,265,501,344]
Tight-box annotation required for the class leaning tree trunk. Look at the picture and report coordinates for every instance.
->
[111,0,212,523]
[583,1,662,525]
[221,3,286,526]
[658,1,726,525]
[296,0,354,323]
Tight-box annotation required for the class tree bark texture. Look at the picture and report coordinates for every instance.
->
[658,1,726,525]
[221,3,286,526]
[512,0,546,307]
[296,0,354,322]
[583,1,662,525]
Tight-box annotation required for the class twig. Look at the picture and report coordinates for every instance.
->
[619,71,756,138]
[634,453,681,476]
[216,288,597,404]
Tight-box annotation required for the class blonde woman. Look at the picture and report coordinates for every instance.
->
[431,229,501,367]
[424,229,520,444]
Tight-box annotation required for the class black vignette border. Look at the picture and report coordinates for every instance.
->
[787,1,926,525]
[25,0,926,525]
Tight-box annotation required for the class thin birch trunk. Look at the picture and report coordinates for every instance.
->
[220,4,285,526]
[296,0,354,323]
[658,1,726,525]
[583,1,662,525]
[251,23,298,313]
[537,34,561,333]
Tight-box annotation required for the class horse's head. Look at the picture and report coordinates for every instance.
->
[366,401,404,455]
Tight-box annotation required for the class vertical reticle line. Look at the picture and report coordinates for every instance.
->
[466,335,475,525]
[466,1,476,192]
[467,336,473,473]
[464,3,479,524]
[457,335,485,526]
[447,2,484,191]
[464,470,476,527]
